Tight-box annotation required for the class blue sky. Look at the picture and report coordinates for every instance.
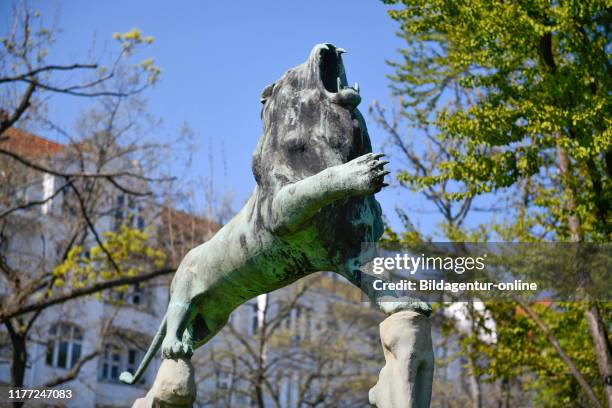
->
[1,0,440,234]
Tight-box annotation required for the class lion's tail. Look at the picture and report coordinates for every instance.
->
[119,313,167,385]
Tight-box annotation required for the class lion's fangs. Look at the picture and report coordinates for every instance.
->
[336,77,360,94]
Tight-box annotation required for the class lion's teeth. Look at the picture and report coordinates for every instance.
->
[355,82,359,93]
[337,77,342,91]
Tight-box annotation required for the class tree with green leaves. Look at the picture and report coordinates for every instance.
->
[376,0,611,406]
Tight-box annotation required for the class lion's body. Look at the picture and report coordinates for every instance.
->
[170,186,384,348]
[120,43,401,385]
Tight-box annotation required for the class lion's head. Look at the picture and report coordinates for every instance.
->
[252,43,372,191]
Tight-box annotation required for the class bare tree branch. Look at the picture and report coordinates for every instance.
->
[42,349,99,388]
[0,147,174,183]
[0,81,36,134]
[20,78,146,98]
[0,178,72,219]
[513,297,603,408]
[69,182,121,273]
[0,267,174,323]
[0,63,98,84]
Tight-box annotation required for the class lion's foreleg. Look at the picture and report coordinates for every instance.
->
[272,153,389,233]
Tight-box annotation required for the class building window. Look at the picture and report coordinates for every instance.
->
[0,332,11,363]
[127,348,140,375]
[136,210,145,230]
[60,178,77,216]
[107,284,149,309]
[292,307,302,342]
[114,195,146,231]
[280,302,291,330]
[216,369,232,390]
[302,308,311,341]
[99,343,144,384]
[251,304,259,336]
[46,323,82,369]
[113,195,126,230]
[287,306,311,343]
[126,284,144,306]
[100,344,122,382]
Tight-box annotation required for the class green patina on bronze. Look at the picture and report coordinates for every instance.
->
[120,44,430,385]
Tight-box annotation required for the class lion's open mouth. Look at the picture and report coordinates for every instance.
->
[319,45,359,94]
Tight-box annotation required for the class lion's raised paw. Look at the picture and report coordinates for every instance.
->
[341,152,390,195]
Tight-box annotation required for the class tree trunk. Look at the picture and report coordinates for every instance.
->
[497,377,510,408]
[556,143,612,407]
[503,377,510,408]
[10,336,26,387]
[255,371,266,408]
[6,321,27,408]
[555,144,581,241]
[515,298,603,408]
[585,304,612,407]
[466,303,482,408]
[467,355,482,408]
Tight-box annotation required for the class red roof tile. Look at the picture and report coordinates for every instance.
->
[1,127,64,158]
[161,207,220,241]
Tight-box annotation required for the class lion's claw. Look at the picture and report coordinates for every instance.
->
[341,152,391,195]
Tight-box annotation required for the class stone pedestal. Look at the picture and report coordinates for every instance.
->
[369,310,434,408]
[132,358,196,408]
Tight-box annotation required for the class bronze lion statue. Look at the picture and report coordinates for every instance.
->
[121,43,429,385]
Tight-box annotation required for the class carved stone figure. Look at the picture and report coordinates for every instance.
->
[121,43,432,405]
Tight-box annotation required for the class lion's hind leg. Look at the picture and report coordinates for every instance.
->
[161,300,194,359]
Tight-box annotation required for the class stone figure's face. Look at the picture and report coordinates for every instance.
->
[252,43,372,189]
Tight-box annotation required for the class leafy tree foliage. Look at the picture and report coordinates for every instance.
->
[52,223,166,293]
[383,0,610,241]
[379,1,611,406]
[480,302,609,407]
